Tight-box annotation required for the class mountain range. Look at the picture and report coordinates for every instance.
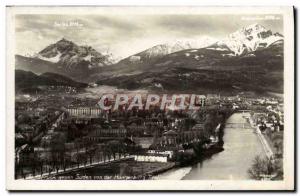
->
[16,38,115,81]
[38,38,116,67]
[213,23,283,55]
[15,69,87,93]
[15,23,284,94]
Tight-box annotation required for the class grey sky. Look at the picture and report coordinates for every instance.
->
[16,14,283,58]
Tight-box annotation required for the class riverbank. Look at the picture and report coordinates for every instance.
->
[151,166,192,180]
[39,159,175,180]
[248,115,274,159]
[178,112,265,180]
[23,156,134,180]
[255,127,274,159]
[149,123,226,180]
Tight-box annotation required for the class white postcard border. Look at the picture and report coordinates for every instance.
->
[6,6,295,191]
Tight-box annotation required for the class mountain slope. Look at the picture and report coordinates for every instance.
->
[16,38,113,81]
[38,38,114,68]
[106,24,283,77]
[110,37,218,74]
[15,23,284,94]
[211,24,283,55]
[97,36,283,94]
[15,69,87,92]
[15,54,59,75]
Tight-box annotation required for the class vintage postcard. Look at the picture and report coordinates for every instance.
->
[6,6,295,190]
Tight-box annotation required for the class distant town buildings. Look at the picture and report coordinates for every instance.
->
[66,107,102,117]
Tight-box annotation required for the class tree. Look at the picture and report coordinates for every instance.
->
[74,138,82,167]
[248,155,278,180]
[86,144,97,164]
[49,133,66,173]
[107,140,121,160]
[273,141,283,158]
[248,156,265,180]
[75,152,87,167]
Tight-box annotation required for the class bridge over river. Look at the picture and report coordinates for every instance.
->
[182,111,268,180]
[182,112,265,180]
[156,112,266,180]
[225,122,252,129]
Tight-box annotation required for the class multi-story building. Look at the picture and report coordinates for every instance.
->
[85,125,127,142]
[66,107,102,117]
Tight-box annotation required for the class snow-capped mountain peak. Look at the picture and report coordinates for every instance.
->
[166,37,218,50]
[36,38,116,69]
[135,37,218,60]
[214,23,283,55]
[126,24,283,62]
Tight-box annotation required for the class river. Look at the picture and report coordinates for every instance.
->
[154,112,265,180]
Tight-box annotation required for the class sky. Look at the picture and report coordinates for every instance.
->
[15,14,283,58]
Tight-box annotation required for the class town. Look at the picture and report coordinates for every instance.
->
[15,89,284,180]
[97,94,206,111]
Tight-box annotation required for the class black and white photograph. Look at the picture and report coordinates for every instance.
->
[5,6,295,191]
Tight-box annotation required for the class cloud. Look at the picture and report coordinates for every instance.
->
[15,14,283,58]
[155,15,283,38]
